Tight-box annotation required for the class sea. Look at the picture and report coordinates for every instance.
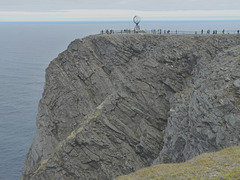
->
[0,21,240,180]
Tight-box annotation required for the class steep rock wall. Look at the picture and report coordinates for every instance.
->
[22,34,240,179]
[155,45,240,164]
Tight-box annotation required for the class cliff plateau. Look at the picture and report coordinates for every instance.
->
[22,34,240,180]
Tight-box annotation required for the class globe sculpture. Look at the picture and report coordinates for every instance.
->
[133,16,141,32]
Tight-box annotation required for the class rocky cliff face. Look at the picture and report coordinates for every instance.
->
[22,34,240,180]
[155,44,240,164]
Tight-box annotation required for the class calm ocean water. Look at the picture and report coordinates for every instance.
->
[0,21,240,180]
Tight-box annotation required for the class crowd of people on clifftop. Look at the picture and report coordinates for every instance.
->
[100,29,140,34]
[100,29,240,35]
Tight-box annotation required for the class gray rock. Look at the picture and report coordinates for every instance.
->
[156,45,240,164]
[22,34,240,180]
[233,79,240,88]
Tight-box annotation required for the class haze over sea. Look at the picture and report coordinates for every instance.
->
[0,21,240,180]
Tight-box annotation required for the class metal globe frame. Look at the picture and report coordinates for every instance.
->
[133,16,141,32]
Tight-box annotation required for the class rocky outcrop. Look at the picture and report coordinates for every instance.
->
[22,34,240,180]
[155,45,240,164]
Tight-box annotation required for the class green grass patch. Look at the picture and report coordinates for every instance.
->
[116,146,240,180]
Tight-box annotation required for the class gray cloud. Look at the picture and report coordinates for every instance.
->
[1,0,240,11]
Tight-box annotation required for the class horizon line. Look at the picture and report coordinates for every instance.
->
[1,19,240,23]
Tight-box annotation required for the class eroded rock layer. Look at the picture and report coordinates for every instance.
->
[22,34,240,180]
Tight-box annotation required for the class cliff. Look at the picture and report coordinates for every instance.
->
[22,34,240,180]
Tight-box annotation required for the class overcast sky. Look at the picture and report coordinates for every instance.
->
[1,0,240,21]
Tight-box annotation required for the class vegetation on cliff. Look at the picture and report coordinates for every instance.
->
[117,146,240,180]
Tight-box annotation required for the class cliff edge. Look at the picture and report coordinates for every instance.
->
[22,34,240,179]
